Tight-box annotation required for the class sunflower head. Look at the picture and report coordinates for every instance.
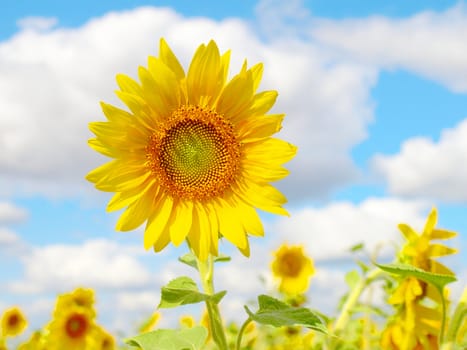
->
[271,244,315,295]
[47,304,96,350]
[1,306,27,338]
[87,38,296,260]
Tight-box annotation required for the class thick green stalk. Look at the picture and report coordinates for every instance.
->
[333,268,382,333]
[197,255,228,350]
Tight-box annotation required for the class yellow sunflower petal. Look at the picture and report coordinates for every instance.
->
[205,202,220,256]
[426,243,457,257]
[430,260,455,276]
[87,138,119,158]
[189,203,212,261]
[86,160,118,184]
[431,228,457,240]
[159,38,185,81]
[243,138,298,165]
[115,185,159,231]
[236,113,284,142]
[145,57,182,114]
[398,223,419,242]
[115,90,148,116]
[107,180,156,212]
[100,101,132,124]
[250,90,278,117]
[216,198,248,250]
[234,180,289,216]
[187,40,222,106]
[216,69,254,123]
[237,202,264,237]
[144,194,174,249]
[250,63,263,92]
[168,200,193,246]
[94,166,151,192]
[116,73,143,96]
[423,208,437,236]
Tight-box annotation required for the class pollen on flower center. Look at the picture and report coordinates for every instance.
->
[147,105,241,201]
[65,314,88,339]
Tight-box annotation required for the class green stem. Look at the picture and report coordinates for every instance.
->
[197,255,228,350]
[440,286,447,345]
[441,286,467,350]
[333,268,382,333]
[236,317,252,350]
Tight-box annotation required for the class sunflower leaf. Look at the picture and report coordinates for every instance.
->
[159,276,226,308]
[125,326,208,350]
[375,263,457,291]
[244,295,328,334]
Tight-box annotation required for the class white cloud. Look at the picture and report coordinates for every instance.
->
[372,119,467,202]
[0,5,377,200]
[8,239,151,294]
[0,201,28,224]
[271,197,430,261]
[311,3,467,92]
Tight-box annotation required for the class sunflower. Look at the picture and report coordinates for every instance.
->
[55,288,96,318]
[87,39,296,260]
[47,304,96,350]
[382,208,457,350]
[1,306,27,338]
[271,244,315,295]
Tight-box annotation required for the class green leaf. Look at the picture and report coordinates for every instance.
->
[350,242,364,252]
[126,326,208,350]
[244,295,328,334]
[179,253,231,270]
[375,263,457,290]
[345,270,361,290]
[178,254,198,270]
[159,277,226,308]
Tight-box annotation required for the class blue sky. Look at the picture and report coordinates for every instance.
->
[1,0,466,340]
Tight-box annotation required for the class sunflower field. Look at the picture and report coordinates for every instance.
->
[1,39,466,350]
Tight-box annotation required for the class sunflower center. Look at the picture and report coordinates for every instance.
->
[280,253,303,277]
[147,105,241,201]
[7,314,19,328]
[65,313,88,339]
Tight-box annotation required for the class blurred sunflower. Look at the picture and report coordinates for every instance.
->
[271,244,315,295]
[1,306,27,338]
[382,208,458,350]
[47,304,96,350]
[391,207,457,306]
[87,38,296,260]
[55,288,96,318]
